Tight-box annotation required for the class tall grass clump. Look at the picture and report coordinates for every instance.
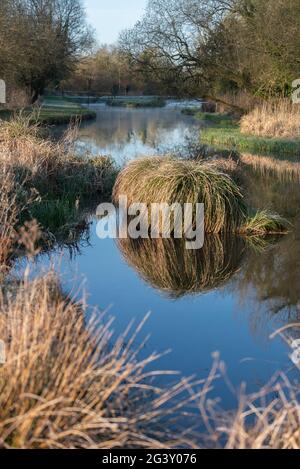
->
[240,100,300,139]
[113,157,247,233]
[113,157,288,235]
[0,271,198,449]
[239,210,289,235]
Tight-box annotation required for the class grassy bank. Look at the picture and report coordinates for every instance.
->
[195,111,300,156]
[106,97,166,108]
[0,114,117,268]
[0,102,96,126]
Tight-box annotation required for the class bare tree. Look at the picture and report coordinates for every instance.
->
[0,0,94,103]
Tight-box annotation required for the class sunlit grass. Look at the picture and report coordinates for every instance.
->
[113,157,289,235]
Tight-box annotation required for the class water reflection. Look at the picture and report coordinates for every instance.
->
[118,235,245,299]
[76,106,200,165]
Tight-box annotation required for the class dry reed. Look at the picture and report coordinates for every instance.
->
[0,270,199,449]
[240,100,300,139]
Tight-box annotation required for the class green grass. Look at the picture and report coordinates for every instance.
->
[239,210,290,235]
[44,95,100,104]
[197,112,300,156]
[1,102,96,126]
[34,106,96,125]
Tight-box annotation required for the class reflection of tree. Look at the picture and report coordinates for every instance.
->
[243,164,300,220]
[77,108,197,153]
[117,235,246,298]
[232,159,300,325]
[233,234,300,322]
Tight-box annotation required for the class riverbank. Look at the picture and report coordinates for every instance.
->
[0,101,96,125]
[0,114,117,268]
[183,109,300,156]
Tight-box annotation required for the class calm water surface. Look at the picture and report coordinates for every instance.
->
[22,103,300,408]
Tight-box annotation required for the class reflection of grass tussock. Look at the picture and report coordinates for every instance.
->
[118,235,245,298]
[113,157,247,233]
[113,157,289,235]
[0,272,197,449]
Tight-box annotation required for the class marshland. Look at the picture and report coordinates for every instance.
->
[1,0,300,451]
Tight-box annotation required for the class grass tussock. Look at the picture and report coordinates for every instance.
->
[0,271,198,449]
[113,157,288,236]
[241,101,300,139]
[118,235,245,298]
[239,210,290,235]
[113,157,247,234]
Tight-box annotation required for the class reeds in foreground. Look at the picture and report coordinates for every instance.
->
[198,352,300,449]
[0,271,198,449]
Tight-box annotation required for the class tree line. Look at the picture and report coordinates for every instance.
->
[0,0,93,103]
[1,0,299,104]
[119,0,300,103]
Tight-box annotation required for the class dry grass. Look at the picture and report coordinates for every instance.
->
[240,100,300,139]
[0,168,21,276]
[118,235,245,298]
[113,157,288,236]
[199,351,300,449]
[113,157,247,234]
[0,114,117,198]
[0,270,199,449]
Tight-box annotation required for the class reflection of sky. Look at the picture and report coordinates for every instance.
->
[76,104,201,165]
[14,220,291,410]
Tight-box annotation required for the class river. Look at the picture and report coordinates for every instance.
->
[18,102,300,410]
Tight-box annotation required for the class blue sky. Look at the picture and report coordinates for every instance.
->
[85,0,148,44]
